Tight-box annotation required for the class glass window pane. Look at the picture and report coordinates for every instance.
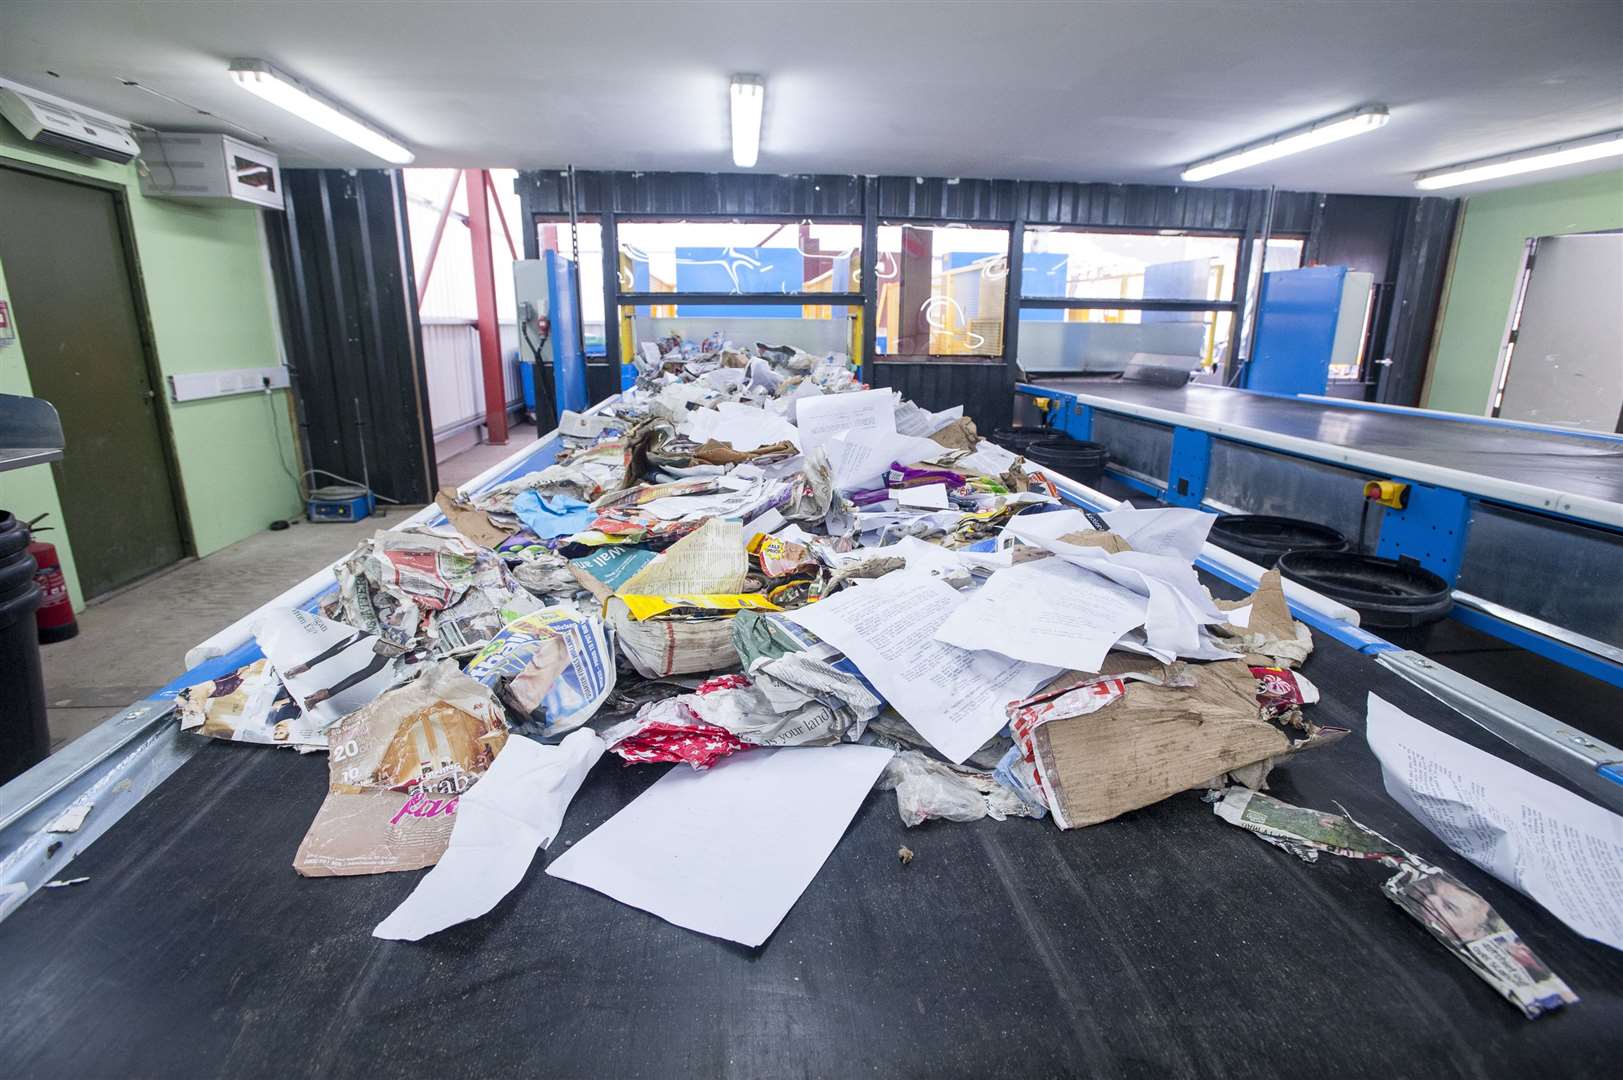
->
[1021,228,1240,303]
[1018,307,1232,373]
[621,301,855,361]
[537,218,605,355]
[615,220,861,309]
[875,223,1008,357]
[1238,236,1307,359]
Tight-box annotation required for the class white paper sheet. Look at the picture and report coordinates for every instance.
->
[681,401,801,451]
[1100,507,1216,562]
[374,729,605,941]
[787,570,1058,763]
[545,745,892,947]
[1365,693,1623,951]
[824,429,949,490]
[794,387,895,451]
[893,483,949,509]
[934,558,1147,672]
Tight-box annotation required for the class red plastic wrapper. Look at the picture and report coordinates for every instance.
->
[601,678,756,769]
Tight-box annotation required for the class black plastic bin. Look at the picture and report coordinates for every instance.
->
[1209,514,1348,568]
[990,426,1049,455]
[0,511,50,783]
[1025,436,1109,487]
[1277,549,1453,629]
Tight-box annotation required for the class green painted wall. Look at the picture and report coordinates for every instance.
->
[0,126,302,608]
[1425,168,1623,413]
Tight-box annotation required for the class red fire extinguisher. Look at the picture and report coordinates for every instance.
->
[25,514,77,643]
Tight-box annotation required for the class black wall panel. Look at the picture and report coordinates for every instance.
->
[870,362,1014,433]
[1379,197,1460,408]
[266,169,436,505]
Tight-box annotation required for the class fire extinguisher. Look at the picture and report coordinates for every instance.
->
[25,513,77,643]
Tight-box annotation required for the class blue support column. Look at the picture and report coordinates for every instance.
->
[1374,482,1471,583]
[1052,398,1093,441]
[1165,426,1211,507]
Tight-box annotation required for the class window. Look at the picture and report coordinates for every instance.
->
[535,217,606,355]
[1021,228,1239,303]
[1017,227,1240,371]
[616,219,861,318]
[612,219,863,361]
[1238,236,1307,363]
[874,223,1008,357]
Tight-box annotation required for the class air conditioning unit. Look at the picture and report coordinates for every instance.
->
[135,132,284,210]
[0,76,139,164]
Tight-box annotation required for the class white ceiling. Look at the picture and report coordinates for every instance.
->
[3,0,1621,196]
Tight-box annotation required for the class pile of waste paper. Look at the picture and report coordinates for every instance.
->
[170,334,1590,1015]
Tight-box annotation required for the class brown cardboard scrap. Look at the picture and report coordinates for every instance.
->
[435,488,516,549]
[927,416,980,452]
[690,439,798,465]
[1032,660,1292,829]
[1217,570,1314,667]
[293,661,509,878]
[1057,529,1134,554]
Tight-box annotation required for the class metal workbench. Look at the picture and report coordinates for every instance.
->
[1,399,1620,1077]
[1020,377,1623,689]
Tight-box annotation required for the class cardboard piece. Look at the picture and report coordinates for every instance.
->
[435,487,516,549]
[1031,660,1291,829]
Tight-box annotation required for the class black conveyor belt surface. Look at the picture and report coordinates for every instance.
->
[1030,379,1623,507]
[1,581,1620,1078]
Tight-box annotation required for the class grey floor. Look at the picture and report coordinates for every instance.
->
[39,426,537,752]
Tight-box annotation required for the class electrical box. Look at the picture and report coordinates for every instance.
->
[136,132,284,210]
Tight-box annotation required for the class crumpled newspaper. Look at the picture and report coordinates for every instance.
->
[876,750,1041,827]
[332,526,537,656]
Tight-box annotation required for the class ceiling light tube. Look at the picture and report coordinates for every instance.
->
[229,59,413,165]
[1181,106,1390,183]
[730,74,764,169]
[1414,130,1623,190]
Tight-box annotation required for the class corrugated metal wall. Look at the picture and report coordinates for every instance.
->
[265,169,436,503]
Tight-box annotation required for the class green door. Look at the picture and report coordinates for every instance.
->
[0,166,185,598]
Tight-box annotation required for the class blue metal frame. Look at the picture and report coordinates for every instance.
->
[1374,482,1472,584]
[1452,604,1623,690]
[1166,427,1212,508]
[1243,266,1345,397]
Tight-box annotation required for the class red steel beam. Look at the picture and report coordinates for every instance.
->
[465,168,509,444]
[415,170,462,308]
[484,170,519,261]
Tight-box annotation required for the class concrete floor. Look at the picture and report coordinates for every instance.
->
[40,428,537,752]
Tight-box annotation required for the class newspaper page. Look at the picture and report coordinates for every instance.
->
[1366,692,1623,951]
[465,607,616,735]
[1212,787,1579,1019]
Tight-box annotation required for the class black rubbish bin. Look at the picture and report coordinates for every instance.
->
[0,511,50,783]
[990,426,1049,455]
[1209,514,1348,568]
[1025,436,1109,487]
[1277,550,1453,630]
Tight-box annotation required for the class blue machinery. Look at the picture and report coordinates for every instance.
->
[1018,379,1623,690]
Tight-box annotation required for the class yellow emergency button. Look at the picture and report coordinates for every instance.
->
[1364,480,1410,509]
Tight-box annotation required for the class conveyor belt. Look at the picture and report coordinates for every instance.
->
[1027,379,1623,524]
[1,577,1619,1078]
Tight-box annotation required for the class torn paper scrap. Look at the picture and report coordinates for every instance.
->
[893,483,949,510]
[617,517,747,596]
[293,661,508,878]
[1099,507,1215,562]
[373,729,605,941]
[1365,692,1623,951]
[47,803,92,834]
[173,657,326,749]
[546,745,892,947]
[787,569,1058,764]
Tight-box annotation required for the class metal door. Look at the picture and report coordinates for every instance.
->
[0,166,185,598]
[1495,231,1623,432]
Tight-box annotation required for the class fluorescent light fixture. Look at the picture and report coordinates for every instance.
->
[1181,106,1389,183]
[228,59,413,164]
[1414,130,1623,190]
[730,74,763,169]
